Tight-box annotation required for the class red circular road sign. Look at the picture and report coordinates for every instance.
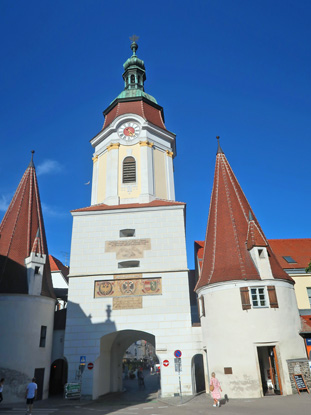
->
[163,360,169,367]
[174,350,182,358]
[87,362,94,370]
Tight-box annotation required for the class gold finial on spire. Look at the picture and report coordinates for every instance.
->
[129,35,139,55]
[129,34,139,43]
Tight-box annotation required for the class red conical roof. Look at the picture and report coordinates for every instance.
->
[196,148,292,290]
[0,157,55,298]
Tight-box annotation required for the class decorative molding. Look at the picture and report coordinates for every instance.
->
[92,155,98,163]
[107,143,120,151]
[140,141,154,148]
[166,150,174,158]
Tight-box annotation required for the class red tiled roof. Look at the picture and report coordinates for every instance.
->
[195,151,292,290]
[246,220,268,250]
[49,255,69,279]
[300,315,311,333]
[269,239,311,270]
[72,199,185,213]
[195,241,204,260]
[0,161,55,298]
[102,99,166,131]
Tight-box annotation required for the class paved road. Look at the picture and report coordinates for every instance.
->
[1,372,311,415]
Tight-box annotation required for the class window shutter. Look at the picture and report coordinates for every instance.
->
[267,285,279,308]
[123,157,136,183]
[240,287,251,310]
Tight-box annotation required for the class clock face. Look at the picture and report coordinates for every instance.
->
[118,122,140,141]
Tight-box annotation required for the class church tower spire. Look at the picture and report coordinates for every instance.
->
[122,35,146,93]
[90,40,176,206]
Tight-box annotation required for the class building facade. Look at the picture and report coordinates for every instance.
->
[64,41,310,400]
[64,40,203,399]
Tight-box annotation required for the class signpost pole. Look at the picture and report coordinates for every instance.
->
[179,370,182,403]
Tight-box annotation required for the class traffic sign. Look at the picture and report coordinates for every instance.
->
[174,357,182,372]
[174,350,182,358]
[80,356,86,365]
[163,360,169,367]
[87,362,94,370]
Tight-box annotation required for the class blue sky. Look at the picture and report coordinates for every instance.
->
[0,0,310,269]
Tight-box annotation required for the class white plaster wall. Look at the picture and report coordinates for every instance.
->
[70,205,188,276]
[51,329,65,363]
[198,280,306,398]
[0,295,55,402]
[65,205,202,398]
[51,271,68,289]
[64,271,202,398]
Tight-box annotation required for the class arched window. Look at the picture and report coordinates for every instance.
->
[130,74,135,84]
[123,156,136,183]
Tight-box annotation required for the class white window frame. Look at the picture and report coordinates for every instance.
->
[307,287,311,308]
[250,287,268,308]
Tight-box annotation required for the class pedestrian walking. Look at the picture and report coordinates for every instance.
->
[25,377,37,415]
[210,372,222,407]
[137,368,145,389]
[0,378,4,403]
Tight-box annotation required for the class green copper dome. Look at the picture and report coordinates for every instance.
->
[111,38,157,105]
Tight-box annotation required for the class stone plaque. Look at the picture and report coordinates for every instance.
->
[105,238,151,259]
[113,297,142,310]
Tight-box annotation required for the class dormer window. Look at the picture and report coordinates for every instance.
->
[258,249,265,258]
[123,157,136,183]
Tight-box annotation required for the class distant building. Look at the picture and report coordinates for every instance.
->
[269,239,311,310]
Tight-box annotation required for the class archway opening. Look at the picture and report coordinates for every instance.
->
[94,330,160,402]
[192,354,205,394]
[49,358,68,395]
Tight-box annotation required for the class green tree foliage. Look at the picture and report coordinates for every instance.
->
[306,260,311,273]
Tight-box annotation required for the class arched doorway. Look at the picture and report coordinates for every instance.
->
[93,330,158,399]
[192,354,205,394]
[49,358,68,395]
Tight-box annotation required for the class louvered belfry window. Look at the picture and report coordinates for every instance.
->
[123,156,136,183]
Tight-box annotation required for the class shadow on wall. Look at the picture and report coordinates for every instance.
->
[65,300,159,401]
[65,300,117,379]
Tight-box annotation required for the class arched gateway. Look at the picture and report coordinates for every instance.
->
[64,40,202,399]
[94,330,155,398]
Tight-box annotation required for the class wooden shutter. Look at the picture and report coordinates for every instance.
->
[240,287,251,310]
[267,285,279,308]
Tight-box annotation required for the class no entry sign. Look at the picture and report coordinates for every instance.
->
[163,360,169,367]
[87,362,94,370]
[174,350,182,358]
